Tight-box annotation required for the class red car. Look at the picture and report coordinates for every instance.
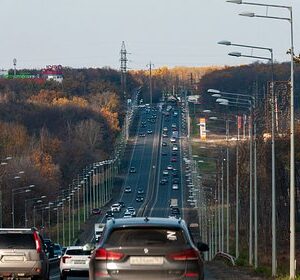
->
[171,157,177,162]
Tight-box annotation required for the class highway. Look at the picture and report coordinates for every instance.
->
[101,102,184,220]
[49,102,264,280]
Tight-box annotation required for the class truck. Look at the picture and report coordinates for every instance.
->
[169,198,178,208]
[94,223,105,242]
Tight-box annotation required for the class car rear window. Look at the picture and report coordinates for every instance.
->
[0,233,36,249]
[54,244,61,250]
[105,227,187,247]
[66,249,91,255]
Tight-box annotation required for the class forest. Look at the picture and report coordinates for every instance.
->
[195,61,300,270]
[0,67,139,226]
[1,62,299,270]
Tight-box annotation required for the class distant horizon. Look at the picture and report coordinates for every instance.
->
[2,61,291,72]
[0,0,298,71]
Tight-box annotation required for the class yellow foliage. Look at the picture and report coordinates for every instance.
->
[71,96,88,107]
[131,66,224,80]
[0,122,29,155]
[100,108,120,132]
[52,96,88,107]
[52,97,70,106]
[28,90,63,104]
[31,149,59,179]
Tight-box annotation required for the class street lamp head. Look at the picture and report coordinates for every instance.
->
[29,184,35,188]
[203,109,211,113]
[209,117,218,120]
[226,0,242,3]
[228,51,242,57]
[207,89,220,94]
[211,93,222,98]
[219,102,229,106]
[239,12,255,17]
[218,40,232,46]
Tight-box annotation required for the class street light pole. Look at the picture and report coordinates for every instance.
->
[208,115,231,254]
[12,185,35,228]
[220,41,274,270]
[25,196,46,227]
[226,2,294,276]
[226,119,230,253]
[236,115,240,259]
[211,90,255,260]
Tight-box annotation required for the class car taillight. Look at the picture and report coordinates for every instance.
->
[33,232,42,254]
[94,248,124,261]
[168,249,199,261]
[62,256,71,263]
[184,272,199,277]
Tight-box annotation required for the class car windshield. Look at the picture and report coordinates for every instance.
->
[66,249,91,255]
[0,233,36,249]
[105,227,187,247]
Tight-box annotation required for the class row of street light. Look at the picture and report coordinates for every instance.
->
[190,1,296,278]
[5,89,140,247]
[225,1,296,277]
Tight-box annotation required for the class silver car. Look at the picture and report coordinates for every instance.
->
[89,217,208,280]
[0,228,49,280]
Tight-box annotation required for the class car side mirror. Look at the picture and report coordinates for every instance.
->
[197,242,209,252]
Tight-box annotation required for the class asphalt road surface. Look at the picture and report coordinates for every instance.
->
[52,103,265,280]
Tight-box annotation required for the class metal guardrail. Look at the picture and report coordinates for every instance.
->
[213,251,236,266]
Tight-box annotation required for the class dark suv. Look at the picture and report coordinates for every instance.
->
[0,228,49,280]
[89,217,208,280]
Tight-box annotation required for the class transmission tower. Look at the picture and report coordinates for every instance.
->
[146,61,154,104]
[13,58,17,78]
[120,41,128,100]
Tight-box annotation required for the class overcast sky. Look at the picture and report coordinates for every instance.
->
[0,0,299,70]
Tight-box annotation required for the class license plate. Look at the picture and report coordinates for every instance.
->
[130,257,163,265]
[3,256,24,261]
[74,260,86,264]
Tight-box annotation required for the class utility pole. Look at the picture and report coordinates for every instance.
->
[146,62,154,104]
